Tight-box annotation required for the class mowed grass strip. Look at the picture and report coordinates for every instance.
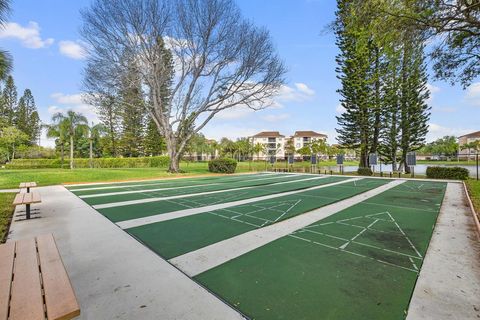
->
[68,172,272,194]
[98,176,349,223]
[81,174,310,206]
[194,180,447,320]
[126,178,389,259]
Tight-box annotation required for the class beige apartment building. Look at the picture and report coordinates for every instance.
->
[458,131,480,156]
[250,130,327,159]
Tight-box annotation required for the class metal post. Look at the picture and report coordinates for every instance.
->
[477,154,479,181]
[26,204,31,220]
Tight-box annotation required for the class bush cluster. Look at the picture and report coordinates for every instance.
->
[357,167,373,176]
[5,156,170,169]
[426,166,469,180]
[208,158,237,174]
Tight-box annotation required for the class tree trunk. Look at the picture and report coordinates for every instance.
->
[11,144,15,161]
[70,135,74,169]
[60,144,64,169]
[89,139,93,169]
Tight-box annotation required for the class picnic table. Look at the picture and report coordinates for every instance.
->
[0,234,80,320]
[13,192,41,220]
[19,182,37,193]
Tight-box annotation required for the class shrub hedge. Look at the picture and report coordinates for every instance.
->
[208,158,237,174]
[5,156,170,169]
[426,166,469,180]
[357,167,373,176]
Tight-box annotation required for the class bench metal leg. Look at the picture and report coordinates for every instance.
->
[26,204,31,219]
[27,186,30,193]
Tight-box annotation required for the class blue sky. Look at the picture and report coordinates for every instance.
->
[1,0,479,147]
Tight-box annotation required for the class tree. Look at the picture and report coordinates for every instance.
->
[0,0,12,80]
[0,126,28,161]
[50,111,88,169]
[86,122,106,168]
[92,95,121,157]
[15,89,40,145]
[284,139,296,156]
[424,136,459,156]
[144,118,166,156]
[81,0,286,172]
[0,75,16,126]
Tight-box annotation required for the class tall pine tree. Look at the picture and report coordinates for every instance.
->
[1,75,17,127]
[16,89,40,145]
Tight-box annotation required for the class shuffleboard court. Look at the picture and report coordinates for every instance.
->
[78,174,314,206]
[194,180,447,320]
[126,178,389,259]
[67,172,277,195]
[94,176,350,223]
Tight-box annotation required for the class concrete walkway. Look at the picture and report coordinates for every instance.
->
[407,182,480,320]
[170,179,405,276]
[7,186,244,320]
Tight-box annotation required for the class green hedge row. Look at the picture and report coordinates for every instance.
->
[5,156,170,169]
[357,167,373,176]
[426,166,470,180]
[208,158,237,174]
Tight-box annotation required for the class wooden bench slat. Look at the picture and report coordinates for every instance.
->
[0,242,15,320]
[12,194,25,205]
[9,238,45,320]
[19,183,26,188]
[37,234,80,320]
[32,193,41,203]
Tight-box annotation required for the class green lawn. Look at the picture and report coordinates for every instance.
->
[0,193,15,243]
[466,180,480,214]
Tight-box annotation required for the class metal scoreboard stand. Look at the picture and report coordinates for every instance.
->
[311,154,317,173]
[406,152,417,177]
[369,153,378,173]
[337,154,344,174]
[288,155,294,172]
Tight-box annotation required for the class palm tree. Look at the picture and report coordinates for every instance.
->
[87,122,105,168]
[50,111,88,169]
[46,123,67,168]
[0,0,12,80]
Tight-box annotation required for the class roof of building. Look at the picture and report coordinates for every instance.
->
[459,131,480,139]
[293,131,327,138]
[252,131,285,138]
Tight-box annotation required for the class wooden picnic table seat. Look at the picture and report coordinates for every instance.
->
[19,182,37,193]
[0,234,80,320]
[13,192,42,220]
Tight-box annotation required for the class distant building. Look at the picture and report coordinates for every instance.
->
[458,131,480,156]
[250,130,327,160]
[250,131,286,159]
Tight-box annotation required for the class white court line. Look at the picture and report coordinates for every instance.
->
[82,173,303,198]
[79,183,222,198]
[69,173,271,191]
[116,176,348,229]
[169,179,406,277]
[93,174,323,210]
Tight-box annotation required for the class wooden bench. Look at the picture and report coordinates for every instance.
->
[19,182,37,193]
[13,192,41,220]
[0,234,80,320]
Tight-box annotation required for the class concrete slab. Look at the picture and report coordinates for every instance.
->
[170,179,406,277]
[407,183,480,320]
[7,185,244,320]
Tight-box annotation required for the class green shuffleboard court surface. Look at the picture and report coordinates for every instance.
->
[67,172,278,196]
[80,174,316,206]
[194,180,447,320]
[96,176,350,223]
[126,178,389,259]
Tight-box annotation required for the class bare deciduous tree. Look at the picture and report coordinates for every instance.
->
[81,0,286,172]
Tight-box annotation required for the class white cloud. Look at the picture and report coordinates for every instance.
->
[426,123,473,142]
[426,83,440,104]
[0,21,54,48]
[262,113,290,122]
[51,93,84,105]
[215,105,255,120]
[335,103,346,114]
[294,83,315,96]
[58,40,87,60]
[465,82,480,107]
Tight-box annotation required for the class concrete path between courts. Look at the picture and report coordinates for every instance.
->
[407,182,480,320]
[170,179,406,277]
[116,176,351,229]
[7,185,244,320]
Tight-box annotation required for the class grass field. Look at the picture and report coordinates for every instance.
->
[68,172,448,319]
[466,180,480,213]
[0,193,15,243]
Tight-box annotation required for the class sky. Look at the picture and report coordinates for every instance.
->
[1,0,479,148]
